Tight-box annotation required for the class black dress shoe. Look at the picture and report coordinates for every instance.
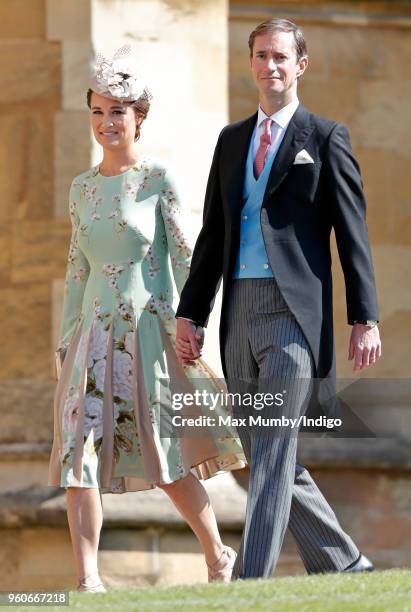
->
[343,553,374,573]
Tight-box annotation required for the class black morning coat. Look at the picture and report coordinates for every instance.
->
[176,104,379,416]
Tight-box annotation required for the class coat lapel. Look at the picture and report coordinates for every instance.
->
[224,113,257,220]
[262,105,314,206]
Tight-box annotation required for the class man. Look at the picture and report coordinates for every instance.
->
[175,18,381,579]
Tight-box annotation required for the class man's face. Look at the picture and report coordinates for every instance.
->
[250,30,307,100]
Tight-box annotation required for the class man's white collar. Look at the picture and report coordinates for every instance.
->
[257,98,299,129]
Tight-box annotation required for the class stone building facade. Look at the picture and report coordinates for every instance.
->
[0,0,410,589]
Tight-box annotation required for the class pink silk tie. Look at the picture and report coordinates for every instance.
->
[254,118,273,179]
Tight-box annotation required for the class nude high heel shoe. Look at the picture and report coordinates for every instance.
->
[77,574,107,593]
[207,546,237,583]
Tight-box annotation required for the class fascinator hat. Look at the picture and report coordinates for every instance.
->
[89,44,153,113]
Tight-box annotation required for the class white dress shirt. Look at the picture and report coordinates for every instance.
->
[253,97,300,161]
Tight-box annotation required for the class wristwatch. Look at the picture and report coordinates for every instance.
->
[353,320,378,327]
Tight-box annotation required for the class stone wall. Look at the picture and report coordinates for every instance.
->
[0,0,63,445]
[0,0,230,444]
[6,0,409,446]
[229,0,411,379]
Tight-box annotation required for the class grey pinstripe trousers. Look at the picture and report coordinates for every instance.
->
[224,278,359,579]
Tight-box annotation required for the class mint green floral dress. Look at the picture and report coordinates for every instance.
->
[48,157,245,493]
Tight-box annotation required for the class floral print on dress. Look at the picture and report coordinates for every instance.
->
[63,317,138,464]
[146,244,161,279]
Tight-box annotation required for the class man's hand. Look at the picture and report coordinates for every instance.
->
[176,319,204,366]
[348,324,381,371]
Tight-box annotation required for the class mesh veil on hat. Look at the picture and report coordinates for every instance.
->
[89,44,153,108]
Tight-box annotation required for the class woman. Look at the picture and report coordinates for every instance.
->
[48,46,245,592]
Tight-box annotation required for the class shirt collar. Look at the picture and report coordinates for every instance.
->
[257,98,299,129]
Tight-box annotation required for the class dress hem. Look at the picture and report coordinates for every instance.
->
[49,451,246,494]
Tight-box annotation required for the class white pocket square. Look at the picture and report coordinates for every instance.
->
[293,149,315,164]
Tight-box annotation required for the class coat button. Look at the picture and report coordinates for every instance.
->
[240,264,246,270]
[242,215,248,221]
[263,263,269,270]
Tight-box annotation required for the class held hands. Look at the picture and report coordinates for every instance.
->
[348,324,381,371]
[176,318,204,366]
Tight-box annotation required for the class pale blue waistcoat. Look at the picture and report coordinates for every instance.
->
[232,127,275,278]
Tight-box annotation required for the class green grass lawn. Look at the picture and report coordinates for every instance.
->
[19,570,411,612]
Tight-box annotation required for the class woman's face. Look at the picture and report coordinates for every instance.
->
[89,91,140,150]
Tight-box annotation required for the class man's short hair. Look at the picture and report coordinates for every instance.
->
[248,18,307,61]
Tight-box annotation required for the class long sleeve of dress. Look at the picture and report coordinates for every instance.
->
[159,169,193,297]
[58,180,90,351]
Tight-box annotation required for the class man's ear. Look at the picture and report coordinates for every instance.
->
[296,56,309,78]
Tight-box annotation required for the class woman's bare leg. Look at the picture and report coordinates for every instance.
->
[66,487,103,585]
[158,472,225,566]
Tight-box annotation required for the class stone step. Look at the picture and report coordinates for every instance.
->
[1,436,410,495]
[0,471,304,590]
[1,437,410,589]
